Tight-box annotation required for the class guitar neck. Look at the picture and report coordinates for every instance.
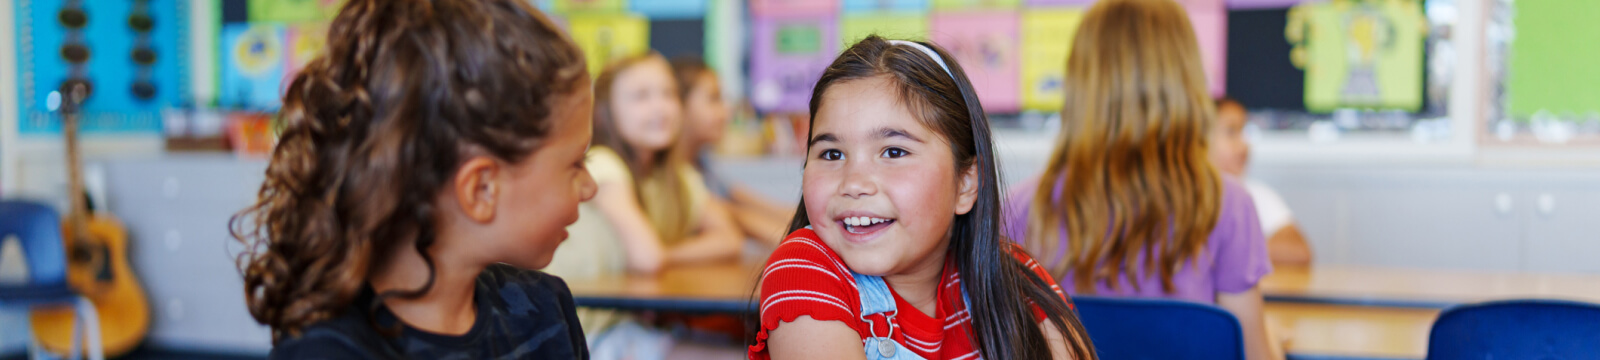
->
[63,105,89,236]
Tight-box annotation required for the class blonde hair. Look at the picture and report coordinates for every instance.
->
[1025,0,1222,294]
[591,54,698,244]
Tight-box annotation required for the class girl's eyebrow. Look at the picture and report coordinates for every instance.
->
[809,133,838,147]
[875,127,924,143]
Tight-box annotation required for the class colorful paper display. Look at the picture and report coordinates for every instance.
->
[1289,0,1425,112]
[566,13,651,74]
[1020,9,1084,111]
[750,16,839,113]
[841,12,930,46]
[932,11,1021,112]
[220,24,286,110]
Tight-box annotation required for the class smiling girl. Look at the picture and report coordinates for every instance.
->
[749,36,1097,360]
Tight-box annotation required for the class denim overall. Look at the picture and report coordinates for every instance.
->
[853,272,954,360]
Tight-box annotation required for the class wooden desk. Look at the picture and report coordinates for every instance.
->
[1262,265,1600,309]
[567,263,1600,359]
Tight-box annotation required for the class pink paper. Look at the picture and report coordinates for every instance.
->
[931,12,1022,112]
[749,0,839,17]
[750,15,840,113]
[1180,0,1228,96]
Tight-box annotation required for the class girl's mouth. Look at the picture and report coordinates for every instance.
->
[841,216,895,235]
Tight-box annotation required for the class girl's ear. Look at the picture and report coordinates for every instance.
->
[955,163,979,215]
[452,156,501,223]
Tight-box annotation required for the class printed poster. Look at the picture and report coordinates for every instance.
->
[1289,0,1425,112]
[566,13,651,74]
[1020,9,1083,111]
[749,0,839,17]
[932,11,1021,112]
[18,0,185,134]
[840,12,929,46]
[631,0,706,19]
[221,24,286,110]
[554,0,626,13]
[750,15,839,113]
[283,24,329,91]
[842,0,929,13]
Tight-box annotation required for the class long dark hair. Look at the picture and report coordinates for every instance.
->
[231,0,586,343]
[785,35,1097,360]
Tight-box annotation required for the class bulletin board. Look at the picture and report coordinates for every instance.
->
[744,0,1230,114]
[14,0,190,135]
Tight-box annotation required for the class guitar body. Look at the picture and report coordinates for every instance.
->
[30,214,151,357]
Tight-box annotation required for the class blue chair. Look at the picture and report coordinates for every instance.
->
[0,201,104,360]
[1072,296,1246,360]
[1426,299,1600,360]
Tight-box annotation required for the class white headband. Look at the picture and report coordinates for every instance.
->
[887,40,954,79]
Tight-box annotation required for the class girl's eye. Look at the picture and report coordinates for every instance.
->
[819,149,844,161]
[881,147,910,159]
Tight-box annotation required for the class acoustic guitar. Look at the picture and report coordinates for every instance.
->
[29,82,152,357]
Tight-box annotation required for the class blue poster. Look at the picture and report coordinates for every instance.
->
[15,0,189,134]
[631,0,707,19]
[219,24,286,110]
[842,0,929,13]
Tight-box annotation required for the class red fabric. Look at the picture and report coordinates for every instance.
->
[749,228,1069,360]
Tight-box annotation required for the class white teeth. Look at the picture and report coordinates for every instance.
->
[871,218,883,225]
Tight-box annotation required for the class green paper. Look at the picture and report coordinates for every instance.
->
[1507,0,1600,118]
[249,0,341,23]
[840,12,930,46]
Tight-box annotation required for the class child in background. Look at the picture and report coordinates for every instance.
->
[233,0,595,357]
[1211,97,1313,267]
[670,57,793,247]
[1002,1,1283,359]
[752,36,1096,360]
[544,53,745,360]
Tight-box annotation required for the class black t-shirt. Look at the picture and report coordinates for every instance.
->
[270,264,589,359]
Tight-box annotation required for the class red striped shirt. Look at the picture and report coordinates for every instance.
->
[749,228,1069,360]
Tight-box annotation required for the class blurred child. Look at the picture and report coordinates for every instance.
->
[670,57,793,246]
[752,36,1096,360]
[544,53,745,360]
[1002,1,1284,359]
[233,0,596,357]
[1210,97,1313,268]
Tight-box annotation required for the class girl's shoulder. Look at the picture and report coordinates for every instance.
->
[585,146,632,184]
[752,228,868,357]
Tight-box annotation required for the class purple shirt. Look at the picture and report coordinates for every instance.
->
[1002,175,1271,304]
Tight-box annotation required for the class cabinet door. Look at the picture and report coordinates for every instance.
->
[1522,184,1600,273]
[104,158,273,353]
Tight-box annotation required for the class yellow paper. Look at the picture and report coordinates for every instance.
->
[841,12,930,46]
[1021,9,1084,111]
[566,13,651,75]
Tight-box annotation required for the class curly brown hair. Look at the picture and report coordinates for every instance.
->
[230,0,586,343]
